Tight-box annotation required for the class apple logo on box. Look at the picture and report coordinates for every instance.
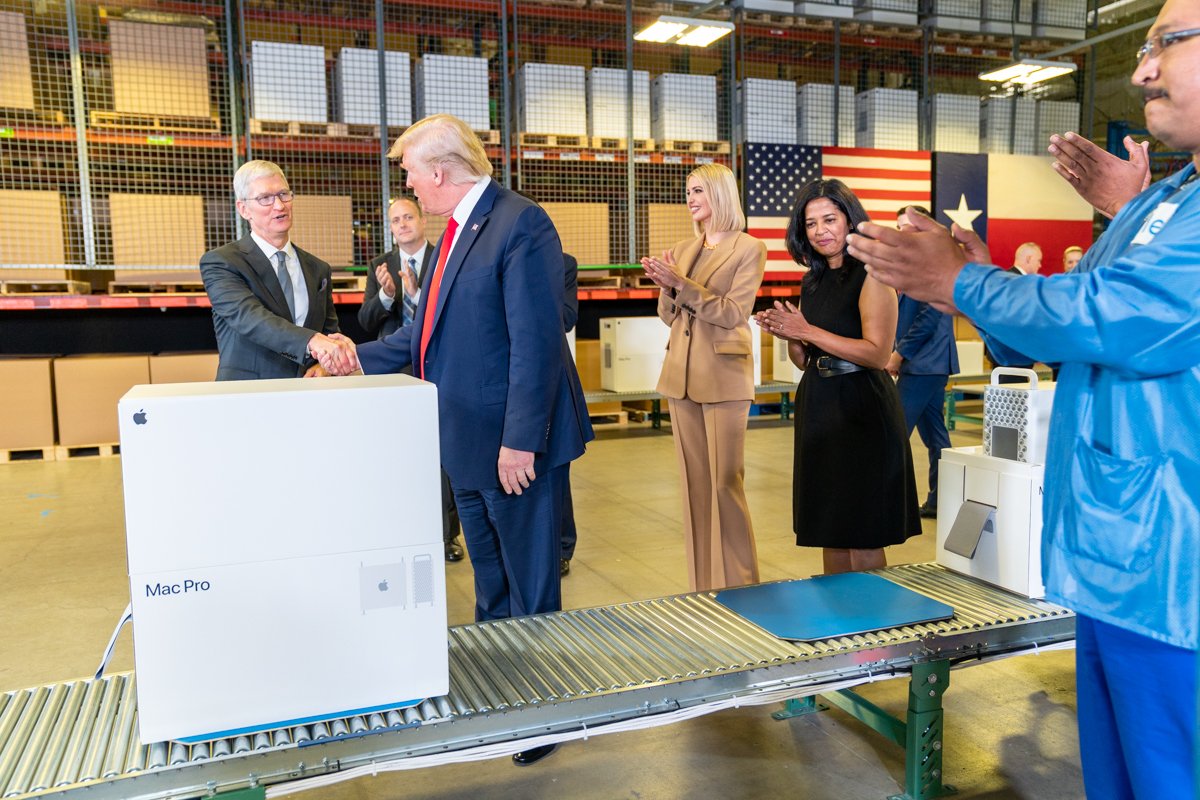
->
[133,409,148,425]
[378,579,389,592]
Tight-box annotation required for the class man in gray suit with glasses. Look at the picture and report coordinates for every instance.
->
[201,159,355,380]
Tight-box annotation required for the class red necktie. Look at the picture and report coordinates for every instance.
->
[418,217,458,380]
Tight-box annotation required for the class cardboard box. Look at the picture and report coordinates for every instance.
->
[251,41,328,123]
[109,21,211,118]
[644,204,694,261]
[415,55,489,131]
[0,358,55,450]
[54,355,150,447]
[541,202,609,266]
[600,317,669,392]
[119,375,448,742]
[0,11,34,110]
[0,190,66,266]
[149,353,219,384]
[333,48,412,127]
[110,194,205,268]
[574,339,620,415]
[290,195,353,268]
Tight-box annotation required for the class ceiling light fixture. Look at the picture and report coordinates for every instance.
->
[979,58,1078,85]
[634,16,734,47]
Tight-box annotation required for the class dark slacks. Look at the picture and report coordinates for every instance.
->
[897,372,951,506]
[440,468,460,545]
[454,463,567,621]
[560,465,577,560]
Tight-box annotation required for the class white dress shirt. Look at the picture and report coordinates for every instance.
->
[250,232,309,326]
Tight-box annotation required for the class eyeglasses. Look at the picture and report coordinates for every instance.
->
[1137,27,1200,64]
[249,190,294,207]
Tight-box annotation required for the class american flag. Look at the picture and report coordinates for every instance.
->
[745,143,820,277]
[744,143,932,277]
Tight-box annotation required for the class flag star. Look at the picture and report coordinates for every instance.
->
[943,194,982,231]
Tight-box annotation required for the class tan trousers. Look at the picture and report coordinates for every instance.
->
[669,396,759,592]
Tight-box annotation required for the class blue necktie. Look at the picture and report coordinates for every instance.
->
[402,256,418,327]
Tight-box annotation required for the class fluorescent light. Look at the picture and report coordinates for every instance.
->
[634,18,689,43]
[676,21,734,47]
[979,59,1078,85]
[634,15,734,47]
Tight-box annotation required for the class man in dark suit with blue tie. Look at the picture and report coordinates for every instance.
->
[201,160,354,380]
[320,115,593,643]
[886,206,959,519]
[359,196,465,564]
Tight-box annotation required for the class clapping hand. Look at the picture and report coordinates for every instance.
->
[757,300,809,341]
[400,263,419,297]
[1048,132,1150,219]
[640,250,684,291]
[308,332,360,376]
[375,263,396,299]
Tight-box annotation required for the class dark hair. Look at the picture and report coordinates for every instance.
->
[786,179,870,286]
[898,204,931,218]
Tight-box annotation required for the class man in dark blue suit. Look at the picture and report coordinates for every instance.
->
[320,114,593,645]
[885,207,959,519]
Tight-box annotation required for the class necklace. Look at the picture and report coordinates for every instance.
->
[701,237,718,251]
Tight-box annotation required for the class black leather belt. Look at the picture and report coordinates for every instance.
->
[811,355,867,378]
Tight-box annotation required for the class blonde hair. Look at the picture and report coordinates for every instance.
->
[388,114,493,184]
[687,163,745,236]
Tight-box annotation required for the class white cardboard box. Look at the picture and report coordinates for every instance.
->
[937,445,1045,598]
[587,67,650,140]
[599,317,669,392]
[518,63,587,135]
[119,374,448,743]
[772,335,803,383]
[651,73,718,142]
[415,55,490,131]
[251,41,327,123]
[333,48,412,126]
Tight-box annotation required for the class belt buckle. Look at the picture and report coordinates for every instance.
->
[815,356,832,370]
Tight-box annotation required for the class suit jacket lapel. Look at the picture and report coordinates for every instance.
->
[428,181,498,334]
[689,234,738,289]
[238,235,291,317]
[297,247,323,328]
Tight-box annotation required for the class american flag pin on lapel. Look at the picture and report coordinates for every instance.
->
[471,224,479,231]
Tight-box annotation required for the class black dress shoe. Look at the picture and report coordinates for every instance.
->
[512,743,557,766]
[560,558,570,577]
[919,502,937,520]
[445,539,464,562]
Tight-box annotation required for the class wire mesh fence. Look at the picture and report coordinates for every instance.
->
[0,0,1124,289]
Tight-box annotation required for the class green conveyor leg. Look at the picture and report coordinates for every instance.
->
[891,660,957,800]
[780,391,793,420]
[218,787,266,799]
[652,398,662,430]
[771,695,827,720]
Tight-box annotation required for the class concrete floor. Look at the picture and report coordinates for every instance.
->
[0,419,1084,799]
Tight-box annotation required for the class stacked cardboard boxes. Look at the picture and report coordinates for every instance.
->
[109,21,210,118]
[926,0,982,32]
[290,195,353,268]
[251,41,327,123]
[651,73,718,142]
[1034,0,1086,38]
[854,0,918,25]
[738,78,797,145]
[518,63,587,136]
[932,94,981,154]
[980,96,1037,155]
[0,358,55,453]
[333,48,412,127]
[855,88,919,151]
[982,0,1033,35]
[54,356,150,448]
[415,55,490,131]
[0,11,34,111]
[796,83,855,147]
[0,190,67,280]
[587,68,651,140]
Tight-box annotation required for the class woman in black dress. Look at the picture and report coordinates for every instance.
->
[758,179,921,575]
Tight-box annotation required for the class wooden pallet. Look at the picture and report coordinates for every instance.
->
[0,446,55,464]
[0,279,90,295]
[343,123,408,140]
[55,443,120,460]
[475,129,501,146]
[744,12,796,27]
[624,274,658,289]
[658,139,732,154]
[589,136,656,151]
[518,132,588,149]
[0,107,66,126]
[330,272,365,292]
[90,110,220,132]
[108,279,206,295]
[577,274,623,289]
[587,409,630,427]
[249,119,349,137]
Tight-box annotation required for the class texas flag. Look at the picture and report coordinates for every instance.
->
[933,153,1093,274]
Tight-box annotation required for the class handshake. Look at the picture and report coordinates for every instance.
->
[305,333,361,377]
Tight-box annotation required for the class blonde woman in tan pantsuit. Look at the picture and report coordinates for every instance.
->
[641,163,767,592]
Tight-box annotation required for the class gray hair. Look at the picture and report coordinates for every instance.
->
[233,160,287,201]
